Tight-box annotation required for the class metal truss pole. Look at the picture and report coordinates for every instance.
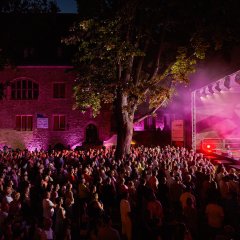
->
[191,90,196,152]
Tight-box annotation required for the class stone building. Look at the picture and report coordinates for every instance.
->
[0,14,114,150]
[0,65,112,150]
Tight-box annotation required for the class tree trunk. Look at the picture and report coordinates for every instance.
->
[115,91,135,160]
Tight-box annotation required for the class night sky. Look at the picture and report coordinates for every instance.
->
[56,0,77,13]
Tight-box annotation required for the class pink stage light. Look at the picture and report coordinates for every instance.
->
[202,142,215,153]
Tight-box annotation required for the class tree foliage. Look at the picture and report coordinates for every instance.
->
[64,0,214,117]
[0,0,60,13]
[64,0,240,155]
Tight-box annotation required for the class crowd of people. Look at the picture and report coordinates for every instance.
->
[0,145,239,240]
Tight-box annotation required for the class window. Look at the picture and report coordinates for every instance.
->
[0,83,3,100]
[53,115,65,131]
[11,79,39,100]
[53,83,65,98]
[16,115,33,131]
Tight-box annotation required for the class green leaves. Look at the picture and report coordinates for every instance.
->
[63,15,146,115]
[191,36,210,60]
[170,47,195,84]
[73,85,101,116]
[65,0,240,120]
[170,35,210,85]
[0,0,60,13]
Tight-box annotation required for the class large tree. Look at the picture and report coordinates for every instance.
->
[64,0,240,158]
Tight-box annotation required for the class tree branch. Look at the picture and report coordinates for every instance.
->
[133,98,167,124]
[134,38,150,85]
[126,55,134,82]
[133,107,158,124]
[147,25,166,83]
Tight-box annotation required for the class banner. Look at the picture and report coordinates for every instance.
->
[37,117,48,129]
[171,120,184,142]
[133,120,144,131]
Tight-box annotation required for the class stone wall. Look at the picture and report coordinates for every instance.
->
[0,66,112,150]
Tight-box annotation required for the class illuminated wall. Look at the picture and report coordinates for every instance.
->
[0,66,112,150]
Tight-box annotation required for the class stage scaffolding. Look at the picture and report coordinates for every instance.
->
[191,70,240,152]
[191,90,197,152]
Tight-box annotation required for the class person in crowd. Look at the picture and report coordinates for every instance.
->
[54,197,66,239]
[0,145,239,240]
[146,191,164,240]
[2,186,13,205]
[43,217,54,240]
[120,191,132,240]
[183,197,198,239]
[9,191,21,218]
[205,198,224,240]
[43,191,56,220]
[97,215,121,240]
[180,187,196,210]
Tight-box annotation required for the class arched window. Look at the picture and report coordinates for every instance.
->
[11,78,39,100]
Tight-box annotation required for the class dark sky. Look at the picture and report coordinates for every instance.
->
[56,0,77,13]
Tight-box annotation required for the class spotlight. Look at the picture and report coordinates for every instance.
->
[223,76,231,89]
[200,88,206,97]
[224,73,240,90]
[235,72,240,84]
[219,78,230,91]
[214,82,221,93]
[205,86,213,96]
[207,85,214,94]
[202,142,215,153]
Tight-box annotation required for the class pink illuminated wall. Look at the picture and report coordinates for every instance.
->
[133,120,144,131]
[0,66,112,150]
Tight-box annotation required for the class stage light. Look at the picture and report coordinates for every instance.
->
[200,88,206,97]
[207,85,214,94]
[131,140,136,145]
[204,144,213,153]
[219,78,230,91]
[204,85,215,97]
[235,72,240,84]
[224,76,231,89]
[213,82,221,93]
[204,86,210,96]
[228,72,240,89]
[202,141,215,154]
[220,72,240,91]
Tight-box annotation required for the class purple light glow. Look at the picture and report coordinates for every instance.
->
[194,77,240,150]
[133,121,144,131]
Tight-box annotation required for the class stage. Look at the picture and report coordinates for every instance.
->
[192,70,240,167]
[205,150,240,171]
[214,148,240,161]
